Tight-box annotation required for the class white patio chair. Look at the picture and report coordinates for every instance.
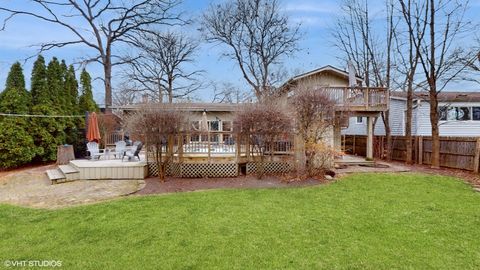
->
[110,141,127,159]
[122,141,143,161]
[86,141,105,160]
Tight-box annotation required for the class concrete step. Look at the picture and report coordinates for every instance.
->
[46,169,66,184]
[59,164,80,181]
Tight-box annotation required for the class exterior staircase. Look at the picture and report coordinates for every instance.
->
[46,164,80,184]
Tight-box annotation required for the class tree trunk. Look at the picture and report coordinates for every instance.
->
[428,0,440,169]
[382,111,392,161]
[405,79,414,164]
[103,56,113,112]
[168,77,173,104]
[430,90,440,168]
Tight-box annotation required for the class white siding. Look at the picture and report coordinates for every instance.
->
[341,98,406,136]
[415,101,480,136]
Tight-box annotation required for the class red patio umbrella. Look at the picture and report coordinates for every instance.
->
[86,112,101,142]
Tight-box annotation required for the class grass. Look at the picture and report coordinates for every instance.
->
[1,173,480,269]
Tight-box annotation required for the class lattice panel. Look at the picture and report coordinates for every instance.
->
[148,162,238,178]
[148,162,181,177]
[180,163,238,178]
[247,162,293,175]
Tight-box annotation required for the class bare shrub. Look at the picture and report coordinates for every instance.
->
[125,105,186,181]
[234,103,293,179]
[291,85,337,176]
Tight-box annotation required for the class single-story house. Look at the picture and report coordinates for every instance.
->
[342,91,480,137]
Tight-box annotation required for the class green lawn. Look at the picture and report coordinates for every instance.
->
[1,173,480,269]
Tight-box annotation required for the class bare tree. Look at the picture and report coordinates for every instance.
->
[211,82,252,103]
[412,0,470,168]
[332,0,395,159]
[396,0,428,164]
[125,32,202,103]
[291,84,336,176]
[234,103,293,179]
[202,0,300,101]
[125,105,185,181]
[0,0,183,110]
[113,83,139,106]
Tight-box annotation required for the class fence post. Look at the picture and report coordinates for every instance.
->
[353,135,356,155]
[418,136,423,165]
[474,138,480,173]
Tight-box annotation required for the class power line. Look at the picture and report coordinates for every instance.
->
[0,113,85,118]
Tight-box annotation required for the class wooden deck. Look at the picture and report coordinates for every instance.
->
[47,157,148,183]
[323,87,389,112]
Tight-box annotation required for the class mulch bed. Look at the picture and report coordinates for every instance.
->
[389,161,480,188]
[134,175,326,195]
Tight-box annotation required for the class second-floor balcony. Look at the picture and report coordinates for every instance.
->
[324,87,389,112]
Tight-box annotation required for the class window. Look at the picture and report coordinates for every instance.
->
[457,107,471,121]
[190,134,200,142]
[439,106,472,121]
[222,121,232,132]
[356,117,363,124]
[209,120,219,131]
[473,107,480,120]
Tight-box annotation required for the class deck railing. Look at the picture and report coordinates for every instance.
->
[145,131,294,161]
[322,87,389,111]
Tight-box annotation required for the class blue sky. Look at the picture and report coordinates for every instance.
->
[0,0,479,104]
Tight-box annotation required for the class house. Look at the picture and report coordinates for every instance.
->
[342,91,480,137]
[280,65,389,159]
[111,65,389,175]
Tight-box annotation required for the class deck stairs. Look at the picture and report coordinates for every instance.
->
[46,164,80,184]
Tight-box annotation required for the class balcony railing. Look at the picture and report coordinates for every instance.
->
[323,87,389,111]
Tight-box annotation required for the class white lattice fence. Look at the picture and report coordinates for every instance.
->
[148,162,181,177]
[247,162,293,175]
[148,162,238,178]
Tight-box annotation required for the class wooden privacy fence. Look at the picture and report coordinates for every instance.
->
[343,135,480,173]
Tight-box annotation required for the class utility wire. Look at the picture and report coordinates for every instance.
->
[0,113,85,118]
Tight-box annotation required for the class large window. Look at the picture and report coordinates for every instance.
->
[439,106,476,121]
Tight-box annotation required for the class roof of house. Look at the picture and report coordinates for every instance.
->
[113,102,242,112]
[281,65,363,88]
[390,91,480,102]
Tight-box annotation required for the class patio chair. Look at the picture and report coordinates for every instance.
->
[110,141,127,159]
[122,141,143,161]
[86,141,105,160]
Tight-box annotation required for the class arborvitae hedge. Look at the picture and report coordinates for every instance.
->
[0,58,99,168]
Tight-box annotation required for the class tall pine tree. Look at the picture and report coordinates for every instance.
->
[30,57,65,161]
[78,68,99,113]
[0,63,37,168]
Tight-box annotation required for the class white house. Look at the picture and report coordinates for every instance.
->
[342,91,480,136]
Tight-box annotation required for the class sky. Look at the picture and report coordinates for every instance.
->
[0,0,479,105]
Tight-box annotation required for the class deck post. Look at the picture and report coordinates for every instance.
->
[207,132,211,163]
[235,135,241,163]
[366,116,374,160]
[178,134,184,163]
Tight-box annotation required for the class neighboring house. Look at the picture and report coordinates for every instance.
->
[342,91,480,137]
